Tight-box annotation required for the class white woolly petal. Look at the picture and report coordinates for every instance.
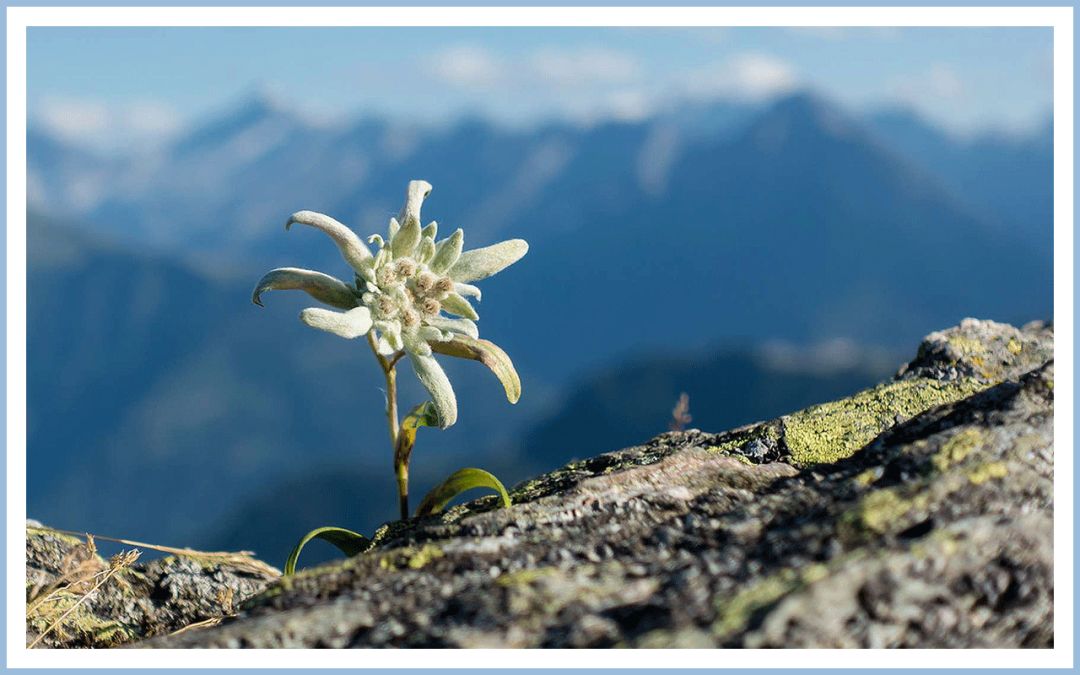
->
[403,330,433,357]
[421,221,438,240]
[409,351,457,428]
[376,337,395,356]
[453,283,482,302]
[417,237,436,265]
[390,216,421,259]
[252,267,359,310]
[357,257,378,283]
[440,293,479,321]
[397,180,432,229]
[448,239,528,282]
[429,228,464,274]
[424,316,479,340]
[299,306,373,340]
[285,211,372,273]
[375,320,404,351]
[418,326,451,343]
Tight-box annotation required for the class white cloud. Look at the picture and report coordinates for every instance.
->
[889,63,966,105]
[35,96,182,150]
[126,101,183,137]
[421,45,798,124]
[605,89,654,122]
[37,98,110,138]
[922,64,965,101]
[528,48,640,87]
[427,45,640,92]
[683,53,799,101]
[429,45,505,88]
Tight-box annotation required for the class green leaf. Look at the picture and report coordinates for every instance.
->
[395,401,440,477]
[403,400,440,432]
[429,335,521,403]
[396,402,438,457]
[284,526,370,576]
[415,467,512,517]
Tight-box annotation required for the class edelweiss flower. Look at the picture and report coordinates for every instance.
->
[253,180,527,427]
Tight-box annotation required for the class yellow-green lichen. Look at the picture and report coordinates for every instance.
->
[713,563,827,639]
[378,544,444,571]
[908,528,961,560]
[703,422,781,456]
[26,526,86,547]
[845,452,1010,538]
[850,487,928,535]
[947,334,989,357]
[853,467,883,487]
[932,428,984,473]
[967,461,1009,485]
[495,566,559,587]
[781,377,985,466]
[1007,338,1023,355]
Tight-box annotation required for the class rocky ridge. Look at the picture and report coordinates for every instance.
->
[27,318,1054,648]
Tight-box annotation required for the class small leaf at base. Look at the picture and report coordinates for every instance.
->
[284,526,371,576]
[415,468,512,517]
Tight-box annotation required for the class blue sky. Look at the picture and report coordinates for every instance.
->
[28,26,1052,149]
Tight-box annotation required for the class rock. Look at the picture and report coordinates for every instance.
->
[25,526,279,648]
[36,318,1052,648]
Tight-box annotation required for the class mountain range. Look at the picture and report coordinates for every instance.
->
[26,90,1053,558]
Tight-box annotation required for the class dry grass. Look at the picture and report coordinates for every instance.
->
[26,527,280,648]
[166,616,224,637]
[26,534,103,619]
[40,527,280,577]
[27,547,141,648]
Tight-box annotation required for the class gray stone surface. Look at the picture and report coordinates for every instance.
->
[30,318,1054,648]
[25,526,278,648]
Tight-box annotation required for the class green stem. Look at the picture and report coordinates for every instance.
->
[368,333,407,519]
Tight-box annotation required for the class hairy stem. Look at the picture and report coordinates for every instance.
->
[368,333,407,518]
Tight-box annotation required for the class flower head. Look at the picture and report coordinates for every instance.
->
[253,180,527,427]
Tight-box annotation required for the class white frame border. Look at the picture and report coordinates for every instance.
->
[6,6,1073,670]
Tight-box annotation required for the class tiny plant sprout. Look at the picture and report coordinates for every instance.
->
[253,180,528,574]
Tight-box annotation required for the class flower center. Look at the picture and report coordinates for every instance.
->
[366,256,452,327]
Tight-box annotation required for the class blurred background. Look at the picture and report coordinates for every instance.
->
[26,27,1053,562]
